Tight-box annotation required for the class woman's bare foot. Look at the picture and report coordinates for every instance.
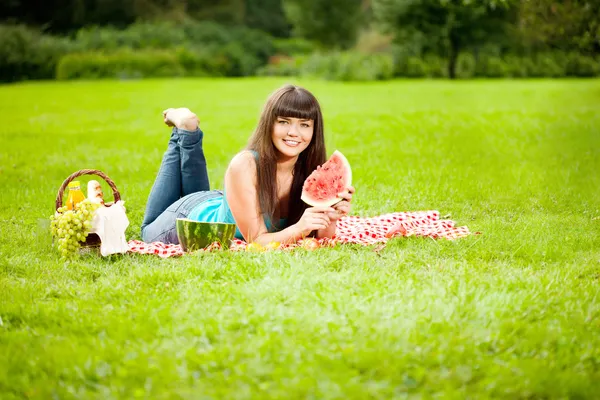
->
[162,108,199,131]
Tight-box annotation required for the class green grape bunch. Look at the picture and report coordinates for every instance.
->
[50,199,101,259]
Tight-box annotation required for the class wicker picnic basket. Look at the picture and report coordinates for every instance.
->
[55,169,121,248]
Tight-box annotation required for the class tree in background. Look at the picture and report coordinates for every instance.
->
[373,0,516,78]
[518,0,600,55]
[0,0,191,33]
[0,0,290,37]
[282,0,365,49]
[245,0,291,37]
[187,0,290,37]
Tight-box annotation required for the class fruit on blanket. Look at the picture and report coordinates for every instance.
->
[301,150,352,207]
[301,237,319,251]
[265,241,281,251]
[176,218,236,252]
[385,223,407,238]
[246,242,264,252]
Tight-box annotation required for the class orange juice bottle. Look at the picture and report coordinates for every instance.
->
[66,181,86,210]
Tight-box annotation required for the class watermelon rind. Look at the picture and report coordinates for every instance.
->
[301,150,352,207]
[176,218,236,252]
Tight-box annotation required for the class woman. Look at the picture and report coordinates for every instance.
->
[141,84,355,246]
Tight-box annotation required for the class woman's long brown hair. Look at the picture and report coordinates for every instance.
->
[246,84,326,228]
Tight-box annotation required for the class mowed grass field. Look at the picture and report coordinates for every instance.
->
[1,78,599,399]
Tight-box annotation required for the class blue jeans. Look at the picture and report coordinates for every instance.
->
[141,127,221,244]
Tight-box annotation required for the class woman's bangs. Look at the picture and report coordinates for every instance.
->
[273,90,318,121]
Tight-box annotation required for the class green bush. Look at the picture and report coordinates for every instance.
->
[488,57,510,78]
[403,57,428,78]
[5,20,599,83]
[234,28,275,65]
[533,53,566,77]
[355,30,394,54]
[390,47,428,78]
[301,52,338,79]
[519,57,539,78]
[336,53,394,81]
[475,55,510,78]
[74,21,242,51]
[74,23,187,51]
[72,21,274,77]
[257,56,306,77]
[183,21,275,67]
[504,55,529,78]
[456,51,596,79]
[55,46,260,80]
[300,52,393,81]
[273,38,317,56]
[214,42,263,76]
[423,54,447,78]
[456,53,476,79]
[375,54,395,80]
[565,53,600,77]
[56,50,185,80]
[0,24,73,82]
[180,20,232,46]
[175,48,229,77]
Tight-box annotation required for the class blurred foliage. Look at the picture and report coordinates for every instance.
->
[282,0,365,49]
[517,0,600,55]
[258,51,395,81]
[0,24,74,82]
[355,30,395,54]
[258,50,599,81]
[74,20,274,63]
[302,51,394,80]
[257,55,308,77]
[56,50,186,80]
[0,0,290,37]
[0,0,138,33]
[0,0,599,81]
[373,0,518,78]
[0,20,277,82]
[185,0,291,37]
[273,38,318,56]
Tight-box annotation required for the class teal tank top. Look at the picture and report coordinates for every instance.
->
[188,152,287,239]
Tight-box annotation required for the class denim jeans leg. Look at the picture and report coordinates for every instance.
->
[179,128,210,196]
[141,191,223,244]
[141,129,182,230]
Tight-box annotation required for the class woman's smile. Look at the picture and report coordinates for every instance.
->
[283,138,301,147]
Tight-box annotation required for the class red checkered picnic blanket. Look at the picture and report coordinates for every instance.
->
[127,210,472,258]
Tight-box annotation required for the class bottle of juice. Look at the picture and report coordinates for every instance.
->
[66,181,86,210]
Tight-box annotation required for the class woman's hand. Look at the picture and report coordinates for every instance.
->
[162,107,199,131]
[295,206,335,237]
[328,186,355,221]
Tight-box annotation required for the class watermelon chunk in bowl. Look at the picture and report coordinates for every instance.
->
[176,218,236,252]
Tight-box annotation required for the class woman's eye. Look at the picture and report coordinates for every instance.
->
[278,120,288,125]
[301,123,309,128]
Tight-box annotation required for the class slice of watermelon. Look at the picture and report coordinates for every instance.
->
[301,150,352,207]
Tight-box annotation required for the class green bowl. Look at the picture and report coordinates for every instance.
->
[176,218,237,252]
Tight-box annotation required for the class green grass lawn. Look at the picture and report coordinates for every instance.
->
[1,78,599,399]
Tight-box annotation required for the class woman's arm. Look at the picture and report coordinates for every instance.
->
[225,152,334,246]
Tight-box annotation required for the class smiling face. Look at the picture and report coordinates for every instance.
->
[271,116,314,159]
[246,84,327,227]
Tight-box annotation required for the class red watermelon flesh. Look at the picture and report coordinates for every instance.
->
[301,150,352,207]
